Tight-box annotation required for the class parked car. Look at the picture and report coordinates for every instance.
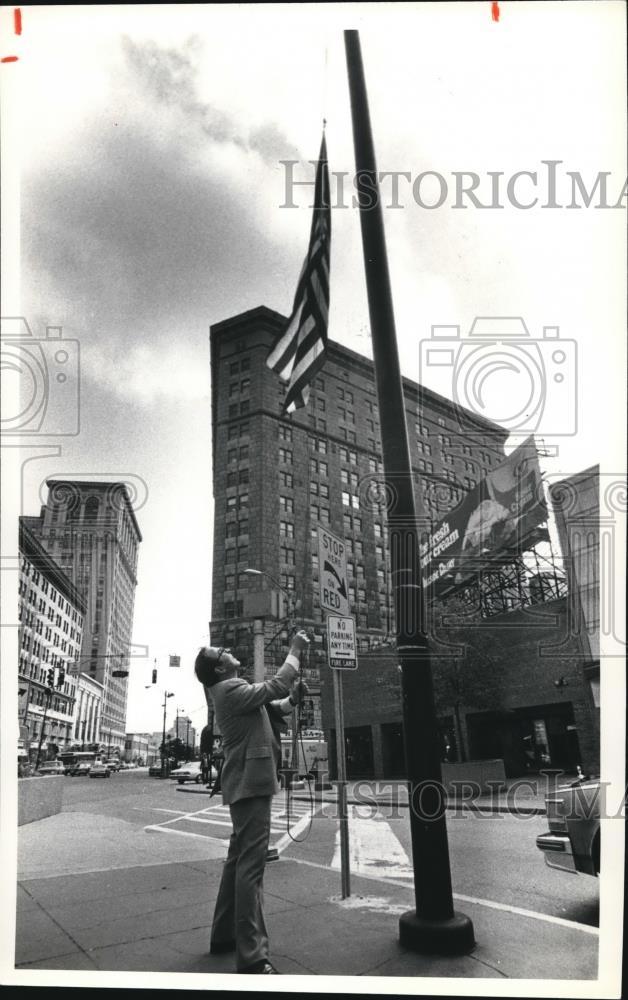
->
[149,762,166,777]
[536,776,600,876]
[169,761,205,785]
[104,759,121,772]
[89,761,111,779]
[68,762,92,777]
[36,761,65,776]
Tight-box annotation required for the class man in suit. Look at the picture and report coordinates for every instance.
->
[194,629,310,974]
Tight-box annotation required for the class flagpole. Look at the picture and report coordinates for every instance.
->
[344,29,474,955]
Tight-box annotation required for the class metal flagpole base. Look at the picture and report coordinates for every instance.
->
[399,910,475,955]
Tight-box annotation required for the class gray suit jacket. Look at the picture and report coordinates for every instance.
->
[208,657,299,805]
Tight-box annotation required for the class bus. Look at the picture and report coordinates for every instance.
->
[57,750,100,773]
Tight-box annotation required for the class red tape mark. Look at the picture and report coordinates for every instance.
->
[14,8,22,34]
[1,55,19,63]
[492,1,500,21]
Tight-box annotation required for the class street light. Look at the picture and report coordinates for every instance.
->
[243,568,296,620]
[161,691,174,778]
[243,567,298,683]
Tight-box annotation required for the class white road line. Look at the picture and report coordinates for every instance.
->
[331,810,413,879]
[134,807,188,815]
[145,825,227,843]
[282,857,599,937]
[272,807,317,855]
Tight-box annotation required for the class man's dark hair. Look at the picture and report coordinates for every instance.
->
[195,647,221,687]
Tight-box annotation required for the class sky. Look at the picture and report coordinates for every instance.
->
[1,2,626,740]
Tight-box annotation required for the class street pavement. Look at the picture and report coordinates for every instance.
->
[11,771,602,985]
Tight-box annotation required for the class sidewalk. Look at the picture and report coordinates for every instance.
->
[13,803,598,981]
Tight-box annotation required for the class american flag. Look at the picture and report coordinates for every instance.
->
[267,133,330,413]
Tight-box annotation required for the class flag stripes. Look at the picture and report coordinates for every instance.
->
[267,132,330,412]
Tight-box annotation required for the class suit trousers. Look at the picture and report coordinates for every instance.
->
[211,794,272,971]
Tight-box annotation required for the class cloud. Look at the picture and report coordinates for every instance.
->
[21,34,311,402]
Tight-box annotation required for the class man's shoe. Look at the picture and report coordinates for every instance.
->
[240,960,280,974]
[210,939,236,955]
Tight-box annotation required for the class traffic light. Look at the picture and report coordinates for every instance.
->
[46,668,55,688]
[57,668,65,688]
[152,668,157,684]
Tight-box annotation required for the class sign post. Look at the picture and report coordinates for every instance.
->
[332,666,351,899]
[326,613,357,900]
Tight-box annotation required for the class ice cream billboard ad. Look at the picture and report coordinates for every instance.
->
[420,437,546,596]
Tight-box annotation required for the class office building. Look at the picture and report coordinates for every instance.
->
[18,518,84,756]
[25,480,142,751]
[209,306,508,727]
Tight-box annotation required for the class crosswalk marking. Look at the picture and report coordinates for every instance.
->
[144,793,315,843]
[331,807,413,879]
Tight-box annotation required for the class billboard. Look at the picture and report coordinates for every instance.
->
[420,437,546,597]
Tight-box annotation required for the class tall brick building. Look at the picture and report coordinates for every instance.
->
[209,306,507,728]
[18,518,85,756]
[25,480,142,751]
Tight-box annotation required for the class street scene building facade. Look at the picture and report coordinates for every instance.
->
[209,306,600,780]
[208,305,506,726]
[72,672,104,750]
[18,519,85,759]
[24,480,142,752]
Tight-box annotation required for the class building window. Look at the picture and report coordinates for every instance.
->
[280,546,296,565]
[240,378,250,394]
[225,574,235,590]
[317,418,326,432]
[226,522,238,538]
[239,401,250,415]
[320,507,330,524]
[239,445,249,461]
[280,496,294,514]
[309,436,328,454]
[442,453,454,466]
[418,441,432,456]
[374,522,383,538]
[339,446,357,464]
[279,426,293,442]
[227,448,237,463]
[315,377,325,390]
[462,444,472,456]
[229,404,238,418]
[237,546,248,563]
[280,471,294,489]
[238,469,249,485]
[281,574,296,591]
[280,521,294,539]
[238,520,249,536]
[463,477,476,490]
[279,448,293,465]
[227,472,237,487]
[418,459,434,473]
